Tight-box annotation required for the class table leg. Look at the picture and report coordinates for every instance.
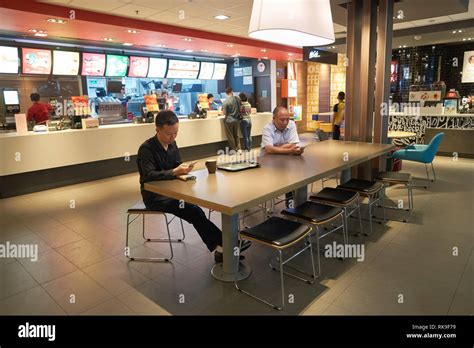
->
[211,213,251,282]
[340,169,351,185]
[293,185,308,206]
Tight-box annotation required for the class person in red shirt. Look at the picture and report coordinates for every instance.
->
[27,93,51,125]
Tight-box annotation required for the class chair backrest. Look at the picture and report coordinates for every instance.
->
[424,132,444,162]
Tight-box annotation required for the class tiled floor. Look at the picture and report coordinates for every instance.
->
[0,154,472,315]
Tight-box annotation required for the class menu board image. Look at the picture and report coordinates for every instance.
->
[52,50,80,75]
[0,46,19,74]
[22,48,52,74]
[129,56,149,78]
[461,50,474,83]
[82,53,106,76]
[166,59,200,79]
[198,62,215,80]
[105,54,129,77]
[212,63,227,80]
[147,58,167,78]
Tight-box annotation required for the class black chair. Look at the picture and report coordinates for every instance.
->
[234,217,316,311]
[310,187,363,236]
[125,201,185,262]
[337,179,385,235]
[281,201,345,276]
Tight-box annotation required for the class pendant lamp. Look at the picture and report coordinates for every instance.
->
[248,0,335,47]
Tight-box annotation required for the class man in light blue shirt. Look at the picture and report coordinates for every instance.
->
[261,106,304,155]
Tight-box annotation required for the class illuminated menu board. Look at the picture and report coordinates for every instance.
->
[166,59,200,79]
[147,58,167,78]
[212,63,227,80]
[198,62,215,80]
[82,53,106,76]
[105,54,129,77]
[0,46,19,74]
[128,56,149,78]
[22,48,52,74]
[52,50,80,75]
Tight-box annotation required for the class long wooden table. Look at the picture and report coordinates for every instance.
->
[145,140,395,282]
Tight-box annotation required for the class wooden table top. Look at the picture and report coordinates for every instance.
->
[145,140,395,215]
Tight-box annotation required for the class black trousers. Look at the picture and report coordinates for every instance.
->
[145,197,222,252]
[333,125,341,140]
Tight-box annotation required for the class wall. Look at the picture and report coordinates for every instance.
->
[391,42,474,103]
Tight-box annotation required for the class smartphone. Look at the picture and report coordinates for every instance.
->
[186,160,198,167]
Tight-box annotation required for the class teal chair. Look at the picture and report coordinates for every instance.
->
[391,132,444,188]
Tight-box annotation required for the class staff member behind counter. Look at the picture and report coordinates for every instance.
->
[27,93,52,126]
[194,93,218,113]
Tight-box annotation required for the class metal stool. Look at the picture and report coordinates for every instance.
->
[376,171,413,223]
[337,179,385,235]
[125,201,185,262]
[310,187,363,236]
[234,217,316,311]
[281,201,345,277]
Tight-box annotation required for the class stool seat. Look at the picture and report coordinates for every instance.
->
[310,187,359,205]
[338,179,384,193]
[240,217,310,247]
[377,171,411,184]
[281,201,342,224]
[127,201,163,214]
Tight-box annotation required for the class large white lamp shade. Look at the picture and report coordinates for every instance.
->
[248,0,335,47]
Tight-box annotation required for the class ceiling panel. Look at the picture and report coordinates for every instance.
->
[412,16,453,27]
[109,4,163,19]
[68,0,127,12]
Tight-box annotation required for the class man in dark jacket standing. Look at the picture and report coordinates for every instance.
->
[222,87,241,151]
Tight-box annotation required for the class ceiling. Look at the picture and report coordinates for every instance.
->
[0,0,473,59]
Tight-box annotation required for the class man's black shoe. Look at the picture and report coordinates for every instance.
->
[214,251,245,264]
[239,239,252,253]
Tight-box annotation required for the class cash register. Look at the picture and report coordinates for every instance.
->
[1,90,20,129]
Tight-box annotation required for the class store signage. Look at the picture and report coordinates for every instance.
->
[128,56,149,78]
[166,59,200,79]
[303,46,337,65]
[212,63,227,80]
[53,50,80,75]
[0,46,19,74]
[198,62,215,80]
[105,54,129,77]
[82,53,106,76]
[461,50,474,83]
[22,48,52,74]
[147,58,167,78]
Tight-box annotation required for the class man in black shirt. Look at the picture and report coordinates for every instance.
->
[137,110,249,263]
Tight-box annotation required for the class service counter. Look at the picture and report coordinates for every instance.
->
[0,113,273,197]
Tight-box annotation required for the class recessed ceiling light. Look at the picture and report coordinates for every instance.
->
[126,29,139,34]
[261,49,267,52]
[184,49,194,52]
[403,45,407,48]
[458,30,463,33]
[463,38,466,41]
[235,53,241,56]
[288,53,293,56]
[47,18,67,24]
[200,49,208,52]
[28,29,39,33]
[332,46,336,48]
[227,44,233,47]
[182,37,192,42]
[155,44,166,48]
[34,33,48,37]
[214,15,230,20]
[452,30,457,34]
[103,38,113,41]
[262,56,268,59]
[414,35,422,40]
[123,43,133,46]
